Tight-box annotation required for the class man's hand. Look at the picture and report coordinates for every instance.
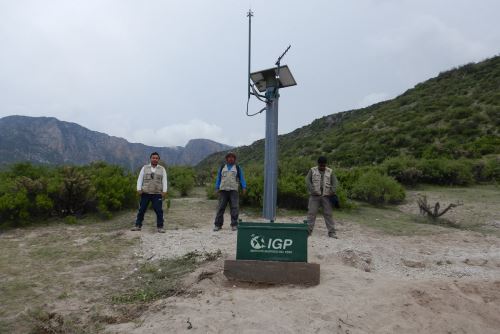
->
[137,190,142,195]
[162,192,167,198]
[242,188,247,195]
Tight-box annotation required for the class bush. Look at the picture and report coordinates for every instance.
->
[278,173,308,210]
[336,185,356,210]
[0,162,136,226]
[89,162,136,217]
[335,168,361,196]
[417,159,473,185]
[471,156,500,183]
[0,191,30,222]
[484,156,500,182]
[241,172,264,207]
[382,156,423,186]
[34,194,53,217]
[168,166,195,197]
[351,171,405,205]
[205,182,218,200]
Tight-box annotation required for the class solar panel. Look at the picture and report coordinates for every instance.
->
[250,65,297,92]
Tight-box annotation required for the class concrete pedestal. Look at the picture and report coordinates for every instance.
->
[224,259,320,286]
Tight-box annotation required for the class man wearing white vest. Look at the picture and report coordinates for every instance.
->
[213,152,247,231]
[131,152,168,233]
[306,156,338,238]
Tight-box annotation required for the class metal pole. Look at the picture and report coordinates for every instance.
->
[263,88,279,221]
[247,10,253,100]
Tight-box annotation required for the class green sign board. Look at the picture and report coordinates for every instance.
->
[236,222,308,262]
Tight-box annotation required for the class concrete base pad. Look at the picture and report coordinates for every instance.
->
[224,260,320,286]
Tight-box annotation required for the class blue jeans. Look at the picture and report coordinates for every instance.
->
[135,193,164,228]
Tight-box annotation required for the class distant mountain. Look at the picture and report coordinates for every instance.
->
[0,116,231,168]
[198,55,500,169]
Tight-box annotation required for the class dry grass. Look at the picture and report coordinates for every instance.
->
[0,213,139,333]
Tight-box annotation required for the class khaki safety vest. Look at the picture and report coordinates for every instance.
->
[311,166,333,196]
[141,165,165,194]
[219,165,239,191]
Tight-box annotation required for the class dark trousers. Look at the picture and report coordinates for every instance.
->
[214,190,239,227]
[135,193,164,228]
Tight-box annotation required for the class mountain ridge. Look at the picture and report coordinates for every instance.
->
[0,115,232,168]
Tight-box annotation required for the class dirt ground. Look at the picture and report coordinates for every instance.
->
[104,187,500,334]
[1,186,499,333]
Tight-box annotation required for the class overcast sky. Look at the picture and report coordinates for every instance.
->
[1,0,499,147]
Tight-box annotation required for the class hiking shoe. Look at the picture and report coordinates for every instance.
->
[213,226,222,232]
[157,228,166,233]
[328,232,338,239]
[131,226,142,231]
[231,226,238,231]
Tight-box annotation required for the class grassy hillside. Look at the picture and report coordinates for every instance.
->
[198,56,500,170]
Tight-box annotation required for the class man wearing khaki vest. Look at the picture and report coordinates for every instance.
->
[306,156,338,238]
[213,152,247,232]
[131,152,168,233]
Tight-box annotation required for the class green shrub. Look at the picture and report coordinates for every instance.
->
[483,156,500,182]
[34,194,53,217]
[89,162,136,217]
[382,156,423,186]
[168,166,195,197]
[0,191,30,222]
[205,181,218,200]
[351,171,405,205]
[336,185,356,210]
[277,173,308,210]
[241,173,264,207]
[64,216,78,225]
[0,162,136,225]
[417,159,473,185]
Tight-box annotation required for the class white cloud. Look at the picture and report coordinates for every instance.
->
[357,93,389,109]
[131,119,227,147]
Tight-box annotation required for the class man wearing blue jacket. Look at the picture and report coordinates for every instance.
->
[213,152,247,231]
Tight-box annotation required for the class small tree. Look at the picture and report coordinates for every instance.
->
[57,167,94,215]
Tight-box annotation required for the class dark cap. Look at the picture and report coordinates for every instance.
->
[225,152,236,159]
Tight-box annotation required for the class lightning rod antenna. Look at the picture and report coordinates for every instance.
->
[247,9,253,101]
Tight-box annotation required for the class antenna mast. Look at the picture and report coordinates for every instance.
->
[247,9,253,101]
[244,10,296,221]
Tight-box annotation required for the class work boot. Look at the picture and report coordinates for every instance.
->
[213,226,222,232]
[157,228,166,233]
[231,225,238,231]
[328,232,338,239]
[131,226,141,231]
